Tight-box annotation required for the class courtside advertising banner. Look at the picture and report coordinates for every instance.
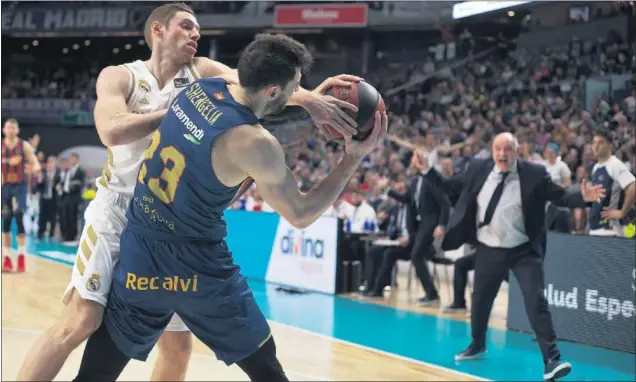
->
[507,233,636,353]
[274,3,368,28]
[225,211,339,294]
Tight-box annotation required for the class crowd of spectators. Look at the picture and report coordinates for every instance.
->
[232,31,636,237]
[3,22,635,236]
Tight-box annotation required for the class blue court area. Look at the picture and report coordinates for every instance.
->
[7,227,636,381]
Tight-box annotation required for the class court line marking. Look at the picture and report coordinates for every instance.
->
[22,251,488,381]
[267,320,490,381]
[1,327,333,382]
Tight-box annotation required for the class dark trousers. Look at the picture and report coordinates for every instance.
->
[546,203,572,234]
[453,253,475,306]
[471,242,560,364]
[367,244,411,293]
[38,197,57,239]
[410,232,439,299]
[60,196,80,241]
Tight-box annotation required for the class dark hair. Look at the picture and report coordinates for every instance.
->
[237,33,313,92]
[144,3,195,47]
[593,128,613,143]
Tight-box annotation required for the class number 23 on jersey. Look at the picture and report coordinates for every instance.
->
[138,130,186,204]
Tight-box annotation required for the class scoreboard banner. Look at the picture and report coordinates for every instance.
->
[507,232,636,353]
[274,3,368,28]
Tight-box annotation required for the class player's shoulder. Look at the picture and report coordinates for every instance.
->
[96,65,130,91]
[606,155,630,174]
[223,125,282,165]
[192,56,227,72]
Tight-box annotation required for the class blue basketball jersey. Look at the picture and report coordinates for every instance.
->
[126,78,259,242]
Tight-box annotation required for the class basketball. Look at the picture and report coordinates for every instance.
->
[323,80,386,141]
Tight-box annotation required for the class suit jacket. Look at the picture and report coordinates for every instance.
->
[61,166,86,199]
[388,174,450,257]
[425,159,587,257]
[36,169,61,201]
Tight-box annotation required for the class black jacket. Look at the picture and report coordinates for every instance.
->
[425,159,586,257]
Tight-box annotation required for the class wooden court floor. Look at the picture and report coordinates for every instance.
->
[1,256,486,381]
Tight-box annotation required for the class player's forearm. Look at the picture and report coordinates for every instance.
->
[621,182,635,215]
[98,110,167,147]
[295,153,362,227]
[286,87,315,108]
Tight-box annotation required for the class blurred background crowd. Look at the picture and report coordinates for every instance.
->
[2,0,635,243]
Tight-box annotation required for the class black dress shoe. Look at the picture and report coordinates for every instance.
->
[417,295,440,306]
[441,302,467,313]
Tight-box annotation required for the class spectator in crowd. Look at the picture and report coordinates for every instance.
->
[347,189,378,232]
[384,151,450,305]
[59,153,85,243]
[364,180,409,296]
[36,155,61,240]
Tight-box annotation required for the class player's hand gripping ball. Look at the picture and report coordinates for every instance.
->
[322,80,387,142]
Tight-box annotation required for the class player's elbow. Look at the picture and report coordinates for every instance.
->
[289,217,311,230]
[284,209,313,229]
[97,126,124,147]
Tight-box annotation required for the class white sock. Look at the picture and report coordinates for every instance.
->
[3,247,14,262]
[18,246,26,256]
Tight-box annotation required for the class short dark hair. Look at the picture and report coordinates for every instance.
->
[237,33,313,92]
[593,128,613,143]
[144,3,195,48]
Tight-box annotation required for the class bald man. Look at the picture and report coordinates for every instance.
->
[425,133,606,381]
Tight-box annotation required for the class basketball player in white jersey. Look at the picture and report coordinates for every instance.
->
[17,3,361,381]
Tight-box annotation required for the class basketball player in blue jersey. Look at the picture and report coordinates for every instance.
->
[72,33,387,381]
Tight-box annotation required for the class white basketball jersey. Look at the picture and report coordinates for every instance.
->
[96,60,200,195]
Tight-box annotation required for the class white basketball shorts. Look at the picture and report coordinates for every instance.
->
[62,187,189,332]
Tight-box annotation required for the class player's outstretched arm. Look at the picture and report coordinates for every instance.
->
[234,130,360,228]
[94,66,168,147]
[232,112,387,229]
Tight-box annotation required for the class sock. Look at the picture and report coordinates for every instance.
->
[18,246,26,255]
[3,247,14,267]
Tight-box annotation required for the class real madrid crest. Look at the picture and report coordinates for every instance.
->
[86,273,101,292]
[138,79,151,93]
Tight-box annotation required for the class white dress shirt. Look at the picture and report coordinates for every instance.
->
[476,162,529,248]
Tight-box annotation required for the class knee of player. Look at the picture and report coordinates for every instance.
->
[57,303,104,343]
[157,332,193,359]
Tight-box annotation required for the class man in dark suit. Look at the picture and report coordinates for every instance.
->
[363,180,409,295]
[36,155,61,240]
[59,153,85,242]
[426,133,604,381]
[370,151,450,305]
